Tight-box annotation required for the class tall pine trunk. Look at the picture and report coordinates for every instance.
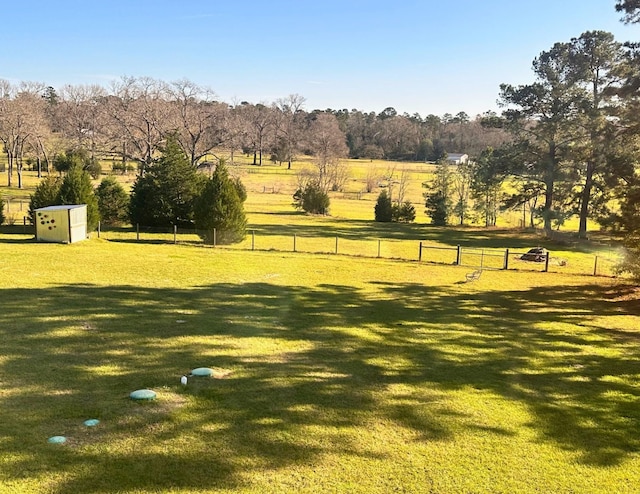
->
[578,161,595,238]
[543,142,557,234]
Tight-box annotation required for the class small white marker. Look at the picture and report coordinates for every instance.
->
[180,375,188,386]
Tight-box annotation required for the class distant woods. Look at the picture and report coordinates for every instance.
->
[0,78,509,188]
[331,108,508,162]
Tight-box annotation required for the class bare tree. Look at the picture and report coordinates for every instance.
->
[295,166,317,192]
[104,77,171,174]
[165,79,232,167]
[452,162,472,225]
[55,84,107,157]
[373,115,421,160]
[0,81,48,187]
[0,80,20,186]
[25,95,56,178]
[305,112,349,191]
[365,165,380,193]
[238,102,275,165]
[273,94,306,169]
[394,167,411,205]
[224,103,248,166]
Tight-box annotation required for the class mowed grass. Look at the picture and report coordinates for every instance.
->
[1,233,640,493]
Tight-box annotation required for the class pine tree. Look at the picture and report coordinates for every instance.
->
[96,176,129,225]
[28,176,62,225]
[425,191,451,226]
[423,160,453,226]
[374,190,393,222]
[129,135,205,227]
[58,166,100,230]
[194,160,247,244]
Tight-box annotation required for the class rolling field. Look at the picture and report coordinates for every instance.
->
[0,162,638,493]
[0,231,639,493]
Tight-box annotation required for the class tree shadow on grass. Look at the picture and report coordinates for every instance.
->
[106,238,181,246]
[0,236,35,244]
[0,225,34,235]
[0,281,639,492]
[0,226,35,243]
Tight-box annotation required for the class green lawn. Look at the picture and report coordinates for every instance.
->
[1,232,639,493]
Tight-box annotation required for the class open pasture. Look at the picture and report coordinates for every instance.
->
[0,159,576,229]
[0,231,639,493]
[90,181,622,278]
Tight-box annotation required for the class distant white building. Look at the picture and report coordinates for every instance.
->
[447,153,469,165]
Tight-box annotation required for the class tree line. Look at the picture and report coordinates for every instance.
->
[0,77,509,187]
[448,0,640,279]
[415,28,638,237]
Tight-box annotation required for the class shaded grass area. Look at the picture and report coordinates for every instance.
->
[1,237,639,492]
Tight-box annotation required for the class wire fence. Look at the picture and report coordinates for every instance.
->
[81,223,625,278]
[0,216,621,278]
[2,198,28,223]
[417,243,621,277]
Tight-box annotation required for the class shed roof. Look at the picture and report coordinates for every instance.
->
[36,204,87,211]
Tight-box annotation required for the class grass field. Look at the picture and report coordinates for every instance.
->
[1,231,639,493]
[1,163,638,493]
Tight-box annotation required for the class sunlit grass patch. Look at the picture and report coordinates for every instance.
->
[0,217,639,492]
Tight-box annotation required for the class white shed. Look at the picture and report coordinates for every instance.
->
[447,153,469,165]
[35,205,87,244]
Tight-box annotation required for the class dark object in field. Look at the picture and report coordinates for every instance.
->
[521,247,548,262]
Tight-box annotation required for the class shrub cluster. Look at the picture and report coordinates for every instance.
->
[53,148,102,179]
[374,190,415,223]
[129,136,247,244]
[293,182,330,215]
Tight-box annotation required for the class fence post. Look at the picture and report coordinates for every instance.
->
[213,228,217,247]
[335,236,338,254]
[252,230,255,251]
[503,248,509,270]
[377,240,381,258]
[98,221,101,238]
[456,245,461,265]
[419,242,422,262]
[593,256,598,276]
[173,224,177,244]
[293,233,297,252]
[136,223,139,241]
[544,251,550,272]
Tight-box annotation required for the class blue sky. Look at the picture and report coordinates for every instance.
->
[0,1,636,117]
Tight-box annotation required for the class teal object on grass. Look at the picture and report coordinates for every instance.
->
[83,419,100,427]
[191,367,214,377]
[48,436,67,444]
[130,389,157,400]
